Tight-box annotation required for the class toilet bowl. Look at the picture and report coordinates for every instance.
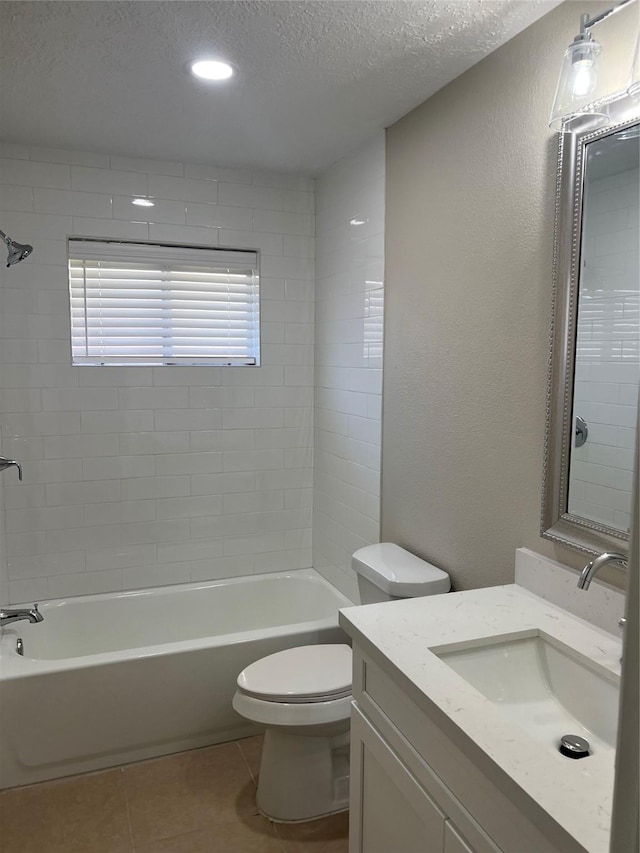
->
[233,644,353,822]
[233,543,451,823]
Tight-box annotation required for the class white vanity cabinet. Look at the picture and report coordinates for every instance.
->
[350,702,495,853]
[350,706,446,853]
[348,646,585,853]
[443,823,475,853]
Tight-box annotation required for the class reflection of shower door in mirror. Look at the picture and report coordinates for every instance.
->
[568,126,640,534]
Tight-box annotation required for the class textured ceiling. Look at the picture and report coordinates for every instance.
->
[0,1,559,173]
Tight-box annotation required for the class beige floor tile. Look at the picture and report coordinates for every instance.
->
[133,815,284,853]
[0,738,349,853]
[124,743,259,845]
[275,811,349,853]
[237,734,264,785]
[0,769,132,853]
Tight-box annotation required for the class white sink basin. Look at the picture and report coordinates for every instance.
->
[432,630,620,754]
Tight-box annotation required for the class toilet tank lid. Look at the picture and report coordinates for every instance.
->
[352,543,450,597]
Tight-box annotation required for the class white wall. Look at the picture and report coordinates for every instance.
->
[0,456,6,604]
[0,144,314,603]
[570,165,640,532]
[313,135,385,600]
[382,2,604,588]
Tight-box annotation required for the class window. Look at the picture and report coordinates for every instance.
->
[68,239,260,366]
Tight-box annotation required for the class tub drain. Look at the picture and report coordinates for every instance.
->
[559,734,590,759]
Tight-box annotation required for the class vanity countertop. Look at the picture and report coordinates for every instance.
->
[339,584,622,853]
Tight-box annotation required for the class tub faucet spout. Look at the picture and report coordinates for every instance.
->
[0,603,43,627]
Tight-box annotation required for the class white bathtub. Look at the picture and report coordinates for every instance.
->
[0,569,352,789]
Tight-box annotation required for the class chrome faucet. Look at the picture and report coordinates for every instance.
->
[577,552,628,589]
[0,603,43,627]
[0,456,22,481]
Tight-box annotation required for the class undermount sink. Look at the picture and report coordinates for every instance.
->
[432,630,620,754]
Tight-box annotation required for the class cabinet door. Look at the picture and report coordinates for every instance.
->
[444,821,475,853]
[350,705,446,853]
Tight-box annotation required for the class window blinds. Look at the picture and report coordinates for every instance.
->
[68,239,260,366]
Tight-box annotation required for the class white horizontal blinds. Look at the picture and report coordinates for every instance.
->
[69,240,260,366]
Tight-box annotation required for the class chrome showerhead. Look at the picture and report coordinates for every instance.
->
[5,239,33,267]
[0,228,33,267]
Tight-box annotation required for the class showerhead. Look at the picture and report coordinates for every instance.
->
[0,228,33,267]
[5,239,33,267]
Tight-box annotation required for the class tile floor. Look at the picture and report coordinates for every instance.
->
[0,736,349,853]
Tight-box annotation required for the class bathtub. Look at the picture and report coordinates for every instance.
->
[0,568,352,789]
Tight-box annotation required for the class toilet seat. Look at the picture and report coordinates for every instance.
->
[236,644,352,704]
[233,689,352,727]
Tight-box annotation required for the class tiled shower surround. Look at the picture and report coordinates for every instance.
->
[571,165,639,532]
[0,145,316,603]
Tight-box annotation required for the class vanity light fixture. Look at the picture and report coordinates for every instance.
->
[190,59,234,81]
[549,0,638,133]
[132,198,155,207]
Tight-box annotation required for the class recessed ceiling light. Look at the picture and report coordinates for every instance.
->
[132,198,155,207]
[190,60,234,81]
[350,218,366,226]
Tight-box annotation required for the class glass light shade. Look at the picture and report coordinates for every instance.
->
[549,37,610,133]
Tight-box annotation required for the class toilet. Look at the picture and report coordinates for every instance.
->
[232,543,451,822]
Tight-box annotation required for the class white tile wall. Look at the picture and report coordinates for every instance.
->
[570,165,639,532]
[312,135,385,601]
[0,146,314,602]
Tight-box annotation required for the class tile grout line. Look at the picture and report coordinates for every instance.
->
[235,739,258,787]
[235,739,288,852]
[119,766,137,852]
[270,820,291,852]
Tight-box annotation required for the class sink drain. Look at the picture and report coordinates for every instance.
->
[559,734,590,759]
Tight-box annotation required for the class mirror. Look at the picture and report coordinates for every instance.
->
[542,93,640,558]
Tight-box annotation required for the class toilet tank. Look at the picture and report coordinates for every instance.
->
[352,543,451,604]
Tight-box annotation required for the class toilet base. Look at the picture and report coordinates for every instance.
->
[260,805,349,825]
[256,724,350,822]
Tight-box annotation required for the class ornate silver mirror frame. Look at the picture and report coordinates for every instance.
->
[542,92,640,557]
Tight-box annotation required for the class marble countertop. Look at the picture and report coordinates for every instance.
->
[339,584,622,853]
